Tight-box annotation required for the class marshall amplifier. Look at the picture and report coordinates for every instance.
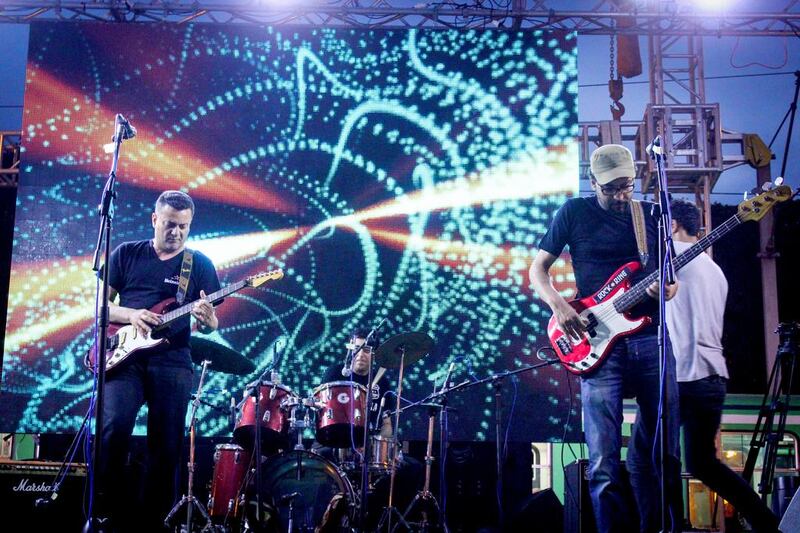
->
[0,460,87,531]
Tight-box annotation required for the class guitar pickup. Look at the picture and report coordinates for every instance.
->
[585,313,598,338]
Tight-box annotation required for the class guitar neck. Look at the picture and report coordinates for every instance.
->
[615,213,743,312]
[159,280,247,326]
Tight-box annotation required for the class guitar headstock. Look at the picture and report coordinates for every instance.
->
[247,268,284,288]
[737,184,792,223]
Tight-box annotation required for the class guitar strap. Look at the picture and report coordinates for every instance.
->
[176,248,194,305]
[630,200,649,267]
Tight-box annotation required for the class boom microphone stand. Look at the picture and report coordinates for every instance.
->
[87,114,136,532]
[388,358,560,530]
[647,135,678,533]
[356,318,388,530]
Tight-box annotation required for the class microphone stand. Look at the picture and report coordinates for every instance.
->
[648,135,677,533]
[387,358,561,530]
[357,317,389,530]
[87,114,132,532]
[240,340,282,527]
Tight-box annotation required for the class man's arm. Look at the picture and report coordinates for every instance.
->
[529,250,587,341]
[103,287,163,335]
[379,412,393,439]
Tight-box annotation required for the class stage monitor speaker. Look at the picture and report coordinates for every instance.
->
[563,459,637,533]
[0,460,87,531]
[507,489,563,532]
[564,460,596,533]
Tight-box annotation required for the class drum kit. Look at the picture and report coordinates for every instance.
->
[166,331,444,533]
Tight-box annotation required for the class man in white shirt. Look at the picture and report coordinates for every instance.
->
[667,199,778,533]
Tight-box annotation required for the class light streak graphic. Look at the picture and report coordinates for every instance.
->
[3,23,579,442]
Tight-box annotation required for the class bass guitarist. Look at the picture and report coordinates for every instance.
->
[97,190,221,532]
[529,144,682,532]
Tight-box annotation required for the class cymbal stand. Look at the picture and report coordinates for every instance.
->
[164,360,213,533]
[398,404,447,533]
[376,345,412,533]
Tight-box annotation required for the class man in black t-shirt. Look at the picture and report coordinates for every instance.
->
[530,145,682,533]
[318,329,422,529]
[97,190,221,532]
[321,329,391,442]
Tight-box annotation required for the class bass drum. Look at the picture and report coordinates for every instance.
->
[246,450,355,532]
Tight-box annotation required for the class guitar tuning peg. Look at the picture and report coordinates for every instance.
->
[775,176,785,186]
[743,191,750,201]
[761,182,774,192]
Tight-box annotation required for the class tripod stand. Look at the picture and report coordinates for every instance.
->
[742,322,800,500]
[164,360,213,532]
[399,404,447,533]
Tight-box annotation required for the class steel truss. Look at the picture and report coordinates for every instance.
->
[0,1,798,36]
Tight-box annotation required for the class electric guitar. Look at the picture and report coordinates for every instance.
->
[548,185,792,375]
[85,269,284,373]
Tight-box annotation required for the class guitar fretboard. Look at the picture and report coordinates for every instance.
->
[613,213,743,313]
[158,280,247,326]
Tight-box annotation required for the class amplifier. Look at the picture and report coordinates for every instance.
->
[0,460,87,531]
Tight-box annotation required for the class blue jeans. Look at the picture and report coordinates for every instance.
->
[679,376,779,533]
[581,333,683,533]
[98,357,193,531]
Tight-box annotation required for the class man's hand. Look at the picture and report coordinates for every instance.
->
[553,298,588,341]
[129,308,162,336]
[646,281,678,301]
[192,290,218,332]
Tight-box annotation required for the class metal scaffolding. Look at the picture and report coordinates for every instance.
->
[0,1,798,36]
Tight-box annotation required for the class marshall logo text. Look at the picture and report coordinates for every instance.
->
[12,478,52,493]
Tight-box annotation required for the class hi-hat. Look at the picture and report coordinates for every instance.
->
[374,331,434,369]
[190,338,255,375]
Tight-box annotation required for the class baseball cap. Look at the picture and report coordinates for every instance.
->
[590,144,636,185]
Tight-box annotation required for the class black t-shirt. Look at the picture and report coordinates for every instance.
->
[322,363,389,434]
[106,239,221,368]
[538,197,660,330]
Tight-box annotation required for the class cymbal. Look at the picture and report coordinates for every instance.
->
[190,337,255,376]
[374,331,434,369]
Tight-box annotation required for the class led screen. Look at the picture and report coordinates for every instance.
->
[2,22,578,441]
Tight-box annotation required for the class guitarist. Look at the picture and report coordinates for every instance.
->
[97,190,221,532]
[666,200,778,532]
[529,145,682,532]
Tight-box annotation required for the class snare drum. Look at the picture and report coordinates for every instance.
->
[208,444,251,522]
[335,435,397,473]
[312,381,368,448]
[234,381,295,451]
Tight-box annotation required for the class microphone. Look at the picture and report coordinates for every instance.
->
[269,371,279,400]
[645,135,663,159]
[229,397,237,429]
[442,361,456,391]
[113,114,137,141]
[277,492,300,505]
[341,347,353,377]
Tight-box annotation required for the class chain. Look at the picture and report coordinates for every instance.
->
[609,31,616,80]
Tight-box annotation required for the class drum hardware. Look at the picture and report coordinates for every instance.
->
[189,338,256,375]
[374,331,435,533]
[164,359,214,533]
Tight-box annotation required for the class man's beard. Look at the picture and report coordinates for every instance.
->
[609,200,630,213]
